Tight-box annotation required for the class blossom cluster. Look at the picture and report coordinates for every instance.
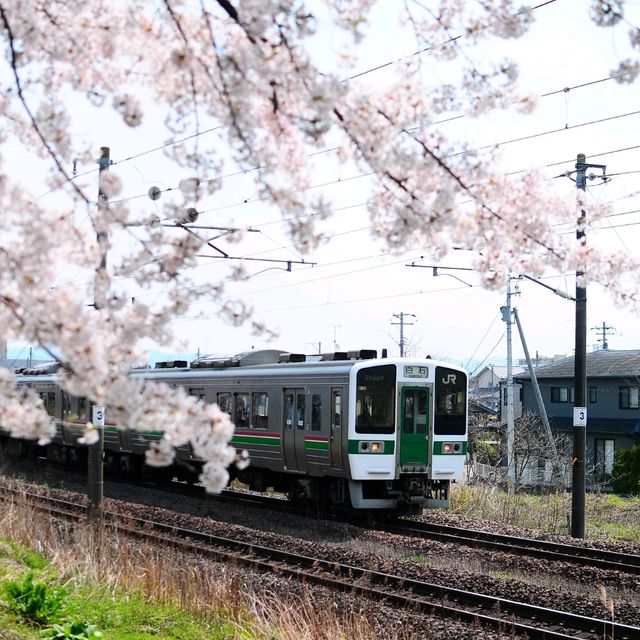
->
[0,0,638,490]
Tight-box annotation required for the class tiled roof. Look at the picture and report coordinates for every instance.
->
[515,349,640,379]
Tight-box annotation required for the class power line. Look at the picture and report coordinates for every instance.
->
[108,105,640,216]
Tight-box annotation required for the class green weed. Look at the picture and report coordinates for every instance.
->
[40,622,103,639]
[2,572,66,625]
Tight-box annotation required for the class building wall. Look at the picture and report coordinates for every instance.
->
[512,375,640,483]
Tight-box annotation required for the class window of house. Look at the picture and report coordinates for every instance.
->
[251,392,269,429]
[594,438,615,481]
[502,385,523,405]
[550,386,572,403]
[619,386,640,409]
[588,386,597,404]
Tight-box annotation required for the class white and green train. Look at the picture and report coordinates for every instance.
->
[4,349,468,513]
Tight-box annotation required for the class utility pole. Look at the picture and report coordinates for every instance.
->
[513,308,563,488]
[572,152,589,539]
[391,312,416,357]
[592,321,614,350]
[565,153,608,539]
[87,146,110,527]
[501,275,519,492]
[571,152,610,538]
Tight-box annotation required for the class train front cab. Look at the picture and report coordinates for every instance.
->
[346,360,467,512]
[426,365,467,507]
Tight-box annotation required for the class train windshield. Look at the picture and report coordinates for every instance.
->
[434,366,467,436]
[356,364,396,434]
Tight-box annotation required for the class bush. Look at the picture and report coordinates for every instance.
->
[611,444,640,495]
[2,572,66,625]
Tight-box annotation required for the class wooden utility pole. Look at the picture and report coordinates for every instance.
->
[87,146,110,527]
[391,312,416,357]
[592,321,614,350]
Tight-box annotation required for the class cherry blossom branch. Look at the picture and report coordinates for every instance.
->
[374,107,565,261]
[0,1,89,205]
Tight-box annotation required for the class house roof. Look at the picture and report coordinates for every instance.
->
[471,364,524,383]
[514,349,640,380]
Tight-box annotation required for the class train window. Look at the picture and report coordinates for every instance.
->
[217,392,232,415]
[332,391,341,428]
[356,365,395,435]
[296,394,305,430]
[41,391,57,417]
[284,393,294,429]
[234,392,251,428]
[77,397,88,421]
[251,392,269,429]
[403,390,428,434]
[189,387,206,401]
[434,366,467,436]
[311,394,321,431]
[61,392,72,421]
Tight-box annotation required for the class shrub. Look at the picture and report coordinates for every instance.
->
[611,444,640,495]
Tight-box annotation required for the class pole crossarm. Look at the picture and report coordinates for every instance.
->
[195,255,314,269]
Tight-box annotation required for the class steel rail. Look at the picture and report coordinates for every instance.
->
[1,486,637,640]
[381,518,640,575]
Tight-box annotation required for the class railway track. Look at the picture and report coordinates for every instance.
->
[211,487,640,577]
[1,485,638,640]
[379,517,640,576]
[3,458,637,579]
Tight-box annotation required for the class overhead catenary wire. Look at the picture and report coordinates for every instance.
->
[108,93,640,211]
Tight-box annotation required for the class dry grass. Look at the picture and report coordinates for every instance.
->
[451,483,640,541]
[0,493,385,639]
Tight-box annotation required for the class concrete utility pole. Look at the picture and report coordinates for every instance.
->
[391,312,416,357]
[572,152,589,539]
[565,153,608,539]
[513,308,564,488]
[592,321,614,350]
[87,146,111,527]
[501,275,519,493]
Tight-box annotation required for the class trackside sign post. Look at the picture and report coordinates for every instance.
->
[92,406,105,427]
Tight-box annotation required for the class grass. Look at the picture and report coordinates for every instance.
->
[0,490,381,640]
[451,483,640,541]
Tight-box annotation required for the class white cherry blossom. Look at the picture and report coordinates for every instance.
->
[0,1,637,492]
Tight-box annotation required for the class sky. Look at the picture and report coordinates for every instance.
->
[9,0,640,374]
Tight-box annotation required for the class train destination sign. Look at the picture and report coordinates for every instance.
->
[404,366,429,378]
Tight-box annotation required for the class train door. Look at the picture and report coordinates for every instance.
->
[330,388,344,471]
[282,388,307,472]
[399,387,430,467]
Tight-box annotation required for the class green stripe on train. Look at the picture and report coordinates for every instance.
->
[348,440,395,454]
[304,439,329,451]
[433,441,467,455]
[231,434,281,447]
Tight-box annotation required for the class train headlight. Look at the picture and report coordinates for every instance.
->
[441,442,462,454]
[358,441,384,453]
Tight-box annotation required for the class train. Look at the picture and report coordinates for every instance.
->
[1,348,468,514]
